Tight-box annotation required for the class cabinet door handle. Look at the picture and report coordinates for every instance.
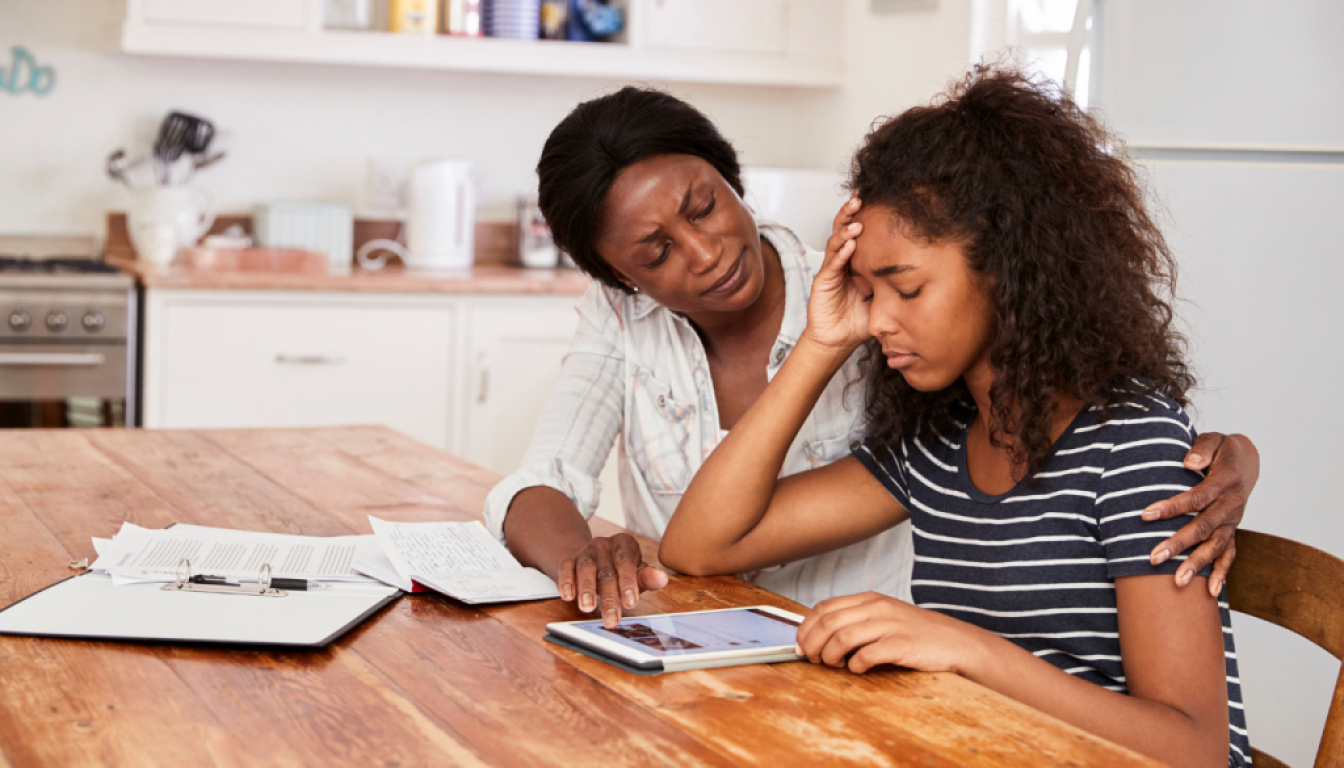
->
[476,351,489,404]
[275,354,345,365]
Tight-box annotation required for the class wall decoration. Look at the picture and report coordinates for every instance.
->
[2,46,56,97]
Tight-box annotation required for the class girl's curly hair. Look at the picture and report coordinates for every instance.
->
[851,65,1194,479]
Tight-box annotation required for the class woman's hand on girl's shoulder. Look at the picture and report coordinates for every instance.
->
[804,197,872,355]
[795,592,993,677]
[1142,432,1260,596]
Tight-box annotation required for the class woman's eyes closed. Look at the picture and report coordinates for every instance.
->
[693,194,716,222]
[642,194,716,268]
[645,244,671,269]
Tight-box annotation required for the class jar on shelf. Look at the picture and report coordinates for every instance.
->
[540,0,568,40]
[517,196,559,268]
[389,0,437,34]
[325,0,374,30]
[442,0,484,36]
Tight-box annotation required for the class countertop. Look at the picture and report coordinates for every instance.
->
[0,426,1157,767]
[112,259,593,295]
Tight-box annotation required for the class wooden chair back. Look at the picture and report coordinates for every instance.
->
[1226,529,1344,768]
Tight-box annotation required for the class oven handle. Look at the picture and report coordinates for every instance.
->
[0,352,107,366]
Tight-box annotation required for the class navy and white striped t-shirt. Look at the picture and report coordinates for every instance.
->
[854,391,1250,766]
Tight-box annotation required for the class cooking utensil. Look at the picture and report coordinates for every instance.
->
[106,150,130,185]
[107,149,158,188]
[153,111,215,182]
[194,151,227,171]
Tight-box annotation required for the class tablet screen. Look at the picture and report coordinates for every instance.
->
[568,607,800,658]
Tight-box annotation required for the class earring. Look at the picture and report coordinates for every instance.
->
[632,285,640,293]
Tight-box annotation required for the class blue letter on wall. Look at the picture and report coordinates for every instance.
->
[2,46,56,97]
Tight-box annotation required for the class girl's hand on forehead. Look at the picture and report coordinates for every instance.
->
[803,197,872,354]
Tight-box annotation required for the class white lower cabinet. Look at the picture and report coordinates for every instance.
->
[144,290,456,449]
[455,298,580,474]
[143,290,584,461]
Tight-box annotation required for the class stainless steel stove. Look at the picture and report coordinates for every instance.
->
[0,236,136,427]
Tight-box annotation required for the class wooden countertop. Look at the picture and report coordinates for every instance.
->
[113,259,593,295]
[0,427,1157,767]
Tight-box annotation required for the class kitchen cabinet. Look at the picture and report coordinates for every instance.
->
[142,290,580,467]
[143,290,456,448]
[120,0,843,88]
[455,298,579,473]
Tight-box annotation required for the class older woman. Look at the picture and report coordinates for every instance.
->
[483,87,1258,628]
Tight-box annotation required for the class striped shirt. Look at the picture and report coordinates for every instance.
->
[855,391,1250,766]
[483,221,915,606]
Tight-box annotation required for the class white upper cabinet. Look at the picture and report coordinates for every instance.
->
[641,0,789,55]
[121,0,844,87]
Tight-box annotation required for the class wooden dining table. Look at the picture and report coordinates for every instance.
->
[0,427,1159,767]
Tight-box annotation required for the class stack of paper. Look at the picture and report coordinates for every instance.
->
[89,522,385,586]
[81,519,560,606]
[355,516,560,604]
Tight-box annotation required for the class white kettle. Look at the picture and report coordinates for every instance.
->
[357,159,475,271]
[406,159,475,270]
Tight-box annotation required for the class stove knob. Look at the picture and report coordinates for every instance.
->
[8,310,30,331]
[45,311,68,332]
[82,311,105,333]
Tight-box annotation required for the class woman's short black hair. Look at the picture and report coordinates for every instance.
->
[537,87,744,292]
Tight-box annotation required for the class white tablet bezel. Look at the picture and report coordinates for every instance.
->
[546,604,804,669]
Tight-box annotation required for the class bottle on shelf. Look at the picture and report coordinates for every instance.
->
[539,0,568,40]
[389,0,438,34]
[441,0,484,36]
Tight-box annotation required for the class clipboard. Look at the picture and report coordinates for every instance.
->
[0,565,401,648]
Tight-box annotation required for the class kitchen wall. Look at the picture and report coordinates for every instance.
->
[0,0,974,238]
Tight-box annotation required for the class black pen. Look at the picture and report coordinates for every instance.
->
[190,575,326,591]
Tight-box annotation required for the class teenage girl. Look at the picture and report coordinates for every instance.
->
[660,68,1250,766]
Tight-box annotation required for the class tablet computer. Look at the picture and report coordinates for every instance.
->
[545,605,804,673]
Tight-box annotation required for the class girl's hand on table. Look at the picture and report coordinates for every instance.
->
[558,533,668,629]
[1142,432,1260,596]
[795,592,990,676]
[803,197,872,355]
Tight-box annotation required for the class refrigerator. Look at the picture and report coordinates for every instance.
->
[1084,2,1344,765]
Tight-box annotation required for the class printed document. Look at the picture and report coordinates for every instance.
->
[89,522,383,584]
[356,516,559,604]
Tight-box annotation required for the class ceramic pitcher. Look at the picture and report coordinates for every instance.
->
[127,187,216,266]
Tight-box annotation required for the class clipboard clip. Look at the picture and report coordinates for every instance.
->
[161,559,287,598]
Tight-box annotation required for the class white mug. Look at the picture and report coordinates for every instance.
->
[127,187,216,266]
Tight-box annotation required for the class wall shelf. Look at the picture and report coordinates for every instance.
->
[121,1,844,88]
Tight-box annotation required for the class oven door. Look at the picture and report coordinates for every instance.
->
[0,343,128,398]
[0,343,130,427]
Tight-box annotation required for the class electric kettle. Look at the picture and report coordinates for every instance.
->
[357,159,475,271]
